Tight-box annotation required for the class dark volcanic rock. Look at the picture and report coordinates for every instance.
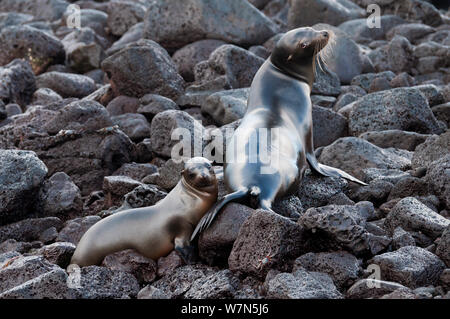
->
[184,269,241,299]
[0,217,62,243]
[199,203,254,265]
[264,267,343,299]
[101,39,185,100]
[36,72,97,98]
[298,202,390,256]
[426,155,450,210]
[38,172,83,220]
[436,226,450,267]
[56,216,101,245]
[0,59,36,107]
[346,279,410,299]
[370,246,445,288]
[294,251,362,290]
[385,197,449,239]
[142,0,279,50]
[412,131,450,169]
[0,150,48,225]
[359,130,432,151]
[0,25,65,74]
[228,209,306,279]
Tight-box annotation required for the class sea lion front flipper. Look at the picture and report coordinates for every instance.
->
[306,153,368,186]
[190,188,248,241]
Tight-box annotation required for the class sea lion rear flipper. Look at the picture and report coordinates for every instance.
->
[190,188,248,241]
[306,153,368,186]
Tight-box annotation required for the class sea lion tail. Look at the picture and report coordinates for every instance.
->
[306,153,368,186]
[190,188,249,240]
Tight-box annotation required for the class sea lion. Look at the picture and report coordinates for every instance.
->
[192,27,367,238]
[70,157,218,266]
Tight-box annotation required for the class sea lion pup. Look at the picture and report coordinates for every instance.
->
[191,27,367,239]
[70,157,218,266]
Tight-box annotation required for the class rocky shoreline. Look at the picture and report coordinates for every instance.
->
[0,0,449,299]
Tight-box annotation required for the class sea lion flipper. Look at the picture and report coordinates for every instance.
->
[306,153,368,186]
[191,188,248,240]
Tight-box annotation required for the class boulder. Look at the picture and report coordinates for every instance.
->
[0,59,36,107]
[101,39,185,100]
[36,72,97,98]
[0,150,48,225]
[142,0,279,50]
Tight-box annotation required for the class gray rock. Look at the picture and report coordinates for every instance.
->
[61,27,106,73]
[172,39,227,82]
[385,197,449,239]
[0,255,61,294]
[0,59,36,107]
[298,202,390,256]
[0,217,62,243]
[103,175,143,208]
[106,0,146,37]
[76,265,140,299]
[387,35,415,73]
[426,155,450,210]
[432,103,450,127]
[272,195,304,220]
[101,249,157,284]
[111,113,151,142]
[294,251,362,290]
[362,168,410,185]
[194,45,264,89]
[349,88,442,136]
[184,269,241,299]
[359,130,432,151]
[61,8,108,36]
[31,88,62,106]
[288,0,364,28]
[387,176,430,201]
[311,66,341,96]
[392,227,416,250]
[199,203,254,265]
[202,88,249,126]
[44,99,112,134]
[56,216,101,245]
[370,246,445,288]
[0,240,36,255]
[102,39,185,100]
[137,285,169,299]
[311,95,336,108]
[436,226,450,267]
[107,22,144,56]
[390,72,416,88]
[265,268,343,299]
[156,251,184,278]
[319,137,412,181]
[152,264,216,299]
[412,131,450,169]
[346,279,410,299]
[106,95,140,116]
[0,0,68,21]
[38,172,83,220]
[36,72,97,98]
[137,94,179,122]
[350,71,395,92]
[351,179,393,205]
[338,15,405,43]
[312,105,348,147]
[387,23,435,44]
[0,12,33,30]
[34,242,76,268]
[297,169,348,209]
[0,25,65,74]
[0,150,48,225]
[142,0,279,50]
[228,209,305,279]
[150,110,204,158]
[120,184,167,209]
[333,93,359,111]
[112,162,157,182]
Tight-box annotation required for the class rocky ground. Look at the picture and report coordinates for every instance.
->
[0,0,449,299]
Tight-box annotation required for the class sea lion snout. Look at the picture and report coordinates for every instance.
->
[182,157,217,190]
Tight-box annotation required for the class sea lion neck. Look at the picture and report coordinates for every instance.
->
[270,54,315,88]
[181,176,217,199]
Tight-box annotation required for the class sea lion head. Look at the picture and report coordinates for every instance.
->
[270,27,331,87]
[181,157,218,194]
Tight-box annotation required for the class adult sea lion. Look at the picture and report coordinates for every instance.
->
[192,27,367,239]
[71,157,218,266]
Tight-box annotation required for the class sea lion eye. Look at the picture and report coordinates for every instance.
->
[301,42,310,48]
